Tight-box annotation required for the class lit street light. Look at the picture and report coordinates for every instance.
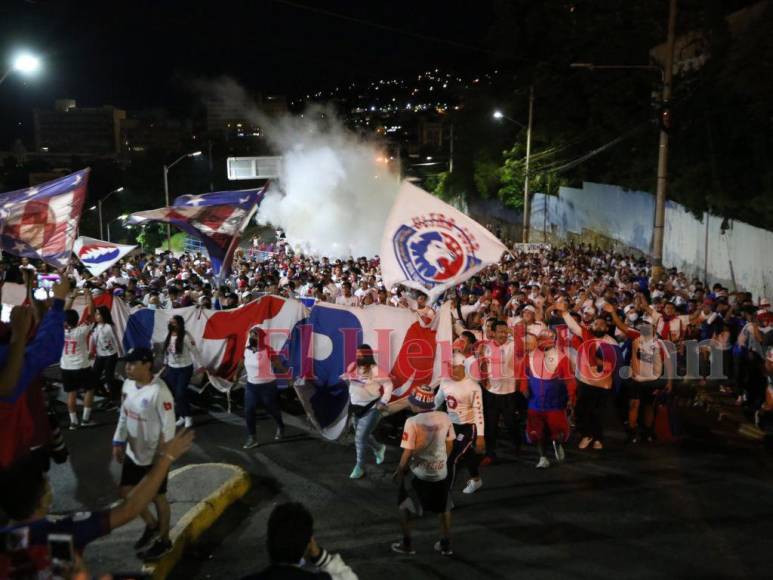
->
[93,186,126,240]
[163,151,203,252]
[0,51,42,86]
[492,85,535,242]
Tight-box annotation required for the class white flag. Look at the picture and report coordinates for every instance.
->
[73,236,137,277]
[380,181,508,302]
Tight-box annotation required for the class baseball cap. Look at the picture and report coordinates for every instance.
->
[124,347,154,364]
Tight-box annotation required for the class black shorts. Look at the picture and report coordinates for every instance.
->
[626,379,665,404]
[398,471,453,516]
[61,368,95,393]
[119,455,168,494]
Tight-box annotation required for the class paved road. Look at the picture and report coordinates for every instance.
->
[49,391,773,579]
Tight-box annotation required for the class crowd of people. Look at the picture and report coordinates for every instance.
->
[1,235,772,577]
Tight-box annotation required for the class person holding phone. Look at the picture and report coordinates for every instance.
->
[0,429,194,577]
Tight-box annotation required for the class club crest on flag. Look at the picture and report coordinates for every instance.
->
[78,243,121,265]
[393,214,482,288]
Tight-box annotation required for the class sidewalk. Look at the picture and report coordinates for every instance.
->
[85,463,250,579]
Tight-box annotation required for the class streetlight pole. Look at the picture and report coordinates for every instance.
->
[448,123,454,174]
[96,186,124,240]
[522,85,534,243]
[163,151,202,252]
[652,0,678,281]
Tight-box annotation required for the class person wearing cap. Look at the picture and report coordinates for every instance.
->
[345,345,392,479]
[391,386,456,557]
[605,304,673,444]
[112,347,177,561]
[434,352,485,494]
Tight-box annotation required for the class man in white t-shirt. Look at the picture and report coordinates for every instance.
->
[112,347,177,562]
[60,309,95,430]
[391,386,455,557]
[335,281,360,307]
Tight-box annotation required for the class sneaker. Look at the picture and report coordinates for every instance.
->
[80,419,95,428]
[536,456,551,469]
[375,444,386,465]
[462,479,483,494]
[68,422,79,431]
[592,440,604,450]
[578,436,593,450]
[625,431,640,445]
[242,436,259,450]
[390,542,415,555]
[434,540,454,557]
[274,427,285,440]
[552,441,565,463]
[349,464,365,479]
[175,417,185,427]
[184,417,194,429]
[133,525,159,551]
[140,537,173,561]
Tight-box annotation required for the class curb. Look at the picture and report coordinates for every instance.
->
[142,463,251,580]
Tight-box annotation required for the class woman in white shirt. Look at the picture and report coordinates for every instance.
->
[91,303,120,401]
[345,344,392,480]
[161,315,201,428]
[234,327,286,449]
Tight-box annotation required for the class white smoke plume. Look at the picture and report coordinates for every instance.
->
[193,77,401,257]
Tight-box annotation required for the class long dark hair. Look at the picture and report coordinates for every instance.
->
[164,315,186,355]
[96,305,113,326]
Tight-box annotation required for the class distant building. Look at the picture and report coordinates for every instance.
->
[33,99,126,157]
[122,109,192,154]
[200,92,288,140]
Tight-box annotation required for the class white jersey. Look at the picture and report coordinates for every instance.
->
[93,323,118,357]
[113,377,176,466]
[400,411,455,482]
[435,378,485,433]
[61,325,91,370]
[244,348,276,385]
[485,340,516,395]
[336,294,360,307]
[348,368,393,407]
[164,332,199,368]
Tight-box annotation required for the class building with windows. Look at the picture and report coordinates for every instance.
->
[33,100,126,157]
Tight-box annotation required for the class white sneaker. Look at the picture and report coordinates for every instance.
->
[176,417,185,427]
[184,417,194,428]
[536,457,551,469]
[553,441,565,463]
[462,478,483,494]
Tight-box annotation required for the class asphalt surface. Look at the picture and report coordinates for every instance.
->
[48,389,773,580]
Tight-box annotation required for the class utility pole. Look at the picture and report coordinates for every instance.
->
[651,0,678,280]
[522,85,534,243]
[448,123,454,174]
[163,164,172,252]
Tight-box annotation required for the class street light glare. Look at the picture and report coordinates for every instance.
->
[189,151,203,157]
[493,110,504,120]
[12,53,41,74]
[89,205,97,211]
[115,186,125,193]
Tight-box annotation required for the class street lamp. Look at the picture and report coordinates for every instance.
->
[93,186,125,240]
[107,214,129,243]
[0,51,42,86]
[492,85,535,242]
[163,151,202,252]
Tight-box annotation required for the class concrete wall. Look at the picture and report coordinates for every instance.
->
[529,182,773,300]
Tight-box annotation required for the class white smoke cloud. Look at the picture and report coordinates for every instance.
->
[193,77,401,257]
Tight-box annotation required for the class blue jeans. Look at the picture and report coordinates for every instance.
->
[352,407,383,465]
[245,381,284,436]
[164,365,193,418]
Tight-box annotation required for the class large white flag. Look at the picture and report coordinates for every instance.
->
[73,236,137,277]
[380,181,508,302]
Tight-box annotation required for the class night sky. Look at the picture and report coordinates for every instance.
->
[0,0,496,146]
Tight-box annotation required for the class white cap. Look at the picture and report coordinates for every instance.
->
[452,352,467,366]
[523,305,536,314]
